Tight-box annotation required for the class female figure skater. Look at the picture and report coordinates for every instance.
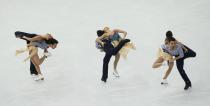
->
[96,27,136,77]
[152,38,174,85]
[16,37,58,81]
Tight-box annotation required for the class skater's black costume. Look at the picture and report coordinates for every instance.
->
[175,45,196,90]
[101,39,130,82]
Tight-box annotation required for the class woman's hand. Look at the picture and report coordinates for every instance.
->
[122,32,127,39]
[44,34,53,40]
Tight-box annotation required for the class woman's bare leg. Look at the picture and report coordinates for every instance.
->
[163,62,174,79]
[38,56,47,65]
[26,47,47,65]
[31,57,44,80]
[31,57,42,75]
[28,47,45,74]
[152,57,165,68]
[29,47,42,75]
[31,54,47,66]
[114,53,120,73]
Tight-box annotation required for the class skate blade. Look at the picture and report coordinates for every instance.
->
[161,82,168,85]
[34,78,44,81]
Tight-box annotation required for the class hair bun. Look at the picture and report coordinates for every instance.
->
[166,31,173,38]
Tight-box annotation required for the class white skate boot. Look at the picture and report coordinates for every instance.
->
[161,79,168,85]
[113,71,120,77]
[34,74,44,81]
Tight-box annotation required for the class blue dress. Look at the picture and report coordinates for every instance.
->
[109,33,121,42]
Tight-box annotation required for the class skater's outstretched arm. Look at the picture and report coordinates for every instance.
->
[22,34,52,42]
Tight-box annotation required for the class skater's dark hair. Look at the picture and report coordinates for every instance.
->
[46,38,59,45]
[97,30,105,37]
[166,30,173,38]
[168,36,176,42]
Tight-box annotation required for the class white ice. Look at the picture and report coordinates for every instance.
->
[0,0,210,106]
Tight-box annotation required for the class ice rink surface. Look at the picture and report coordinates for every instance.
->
[0,0,210,106]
